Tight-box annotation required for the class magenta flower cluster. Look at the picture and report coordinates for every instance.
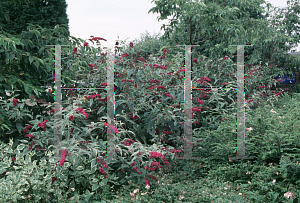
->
[12,98,18,106]
[75,107,89,119]
[60,149,69,167]
[37,120,48,131]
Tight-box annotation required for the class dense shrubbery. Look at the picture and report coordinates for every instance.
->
[1,33,300,202]
[1,20,300,202]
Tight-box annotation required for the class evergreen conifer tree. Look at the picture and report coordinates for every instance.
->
[0,0,70,39]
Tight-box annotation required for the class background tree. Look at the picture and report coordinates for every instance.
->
[0,0,71,88]
[147,0,300,78]
[0,0,29,26]
[0,0,70,51]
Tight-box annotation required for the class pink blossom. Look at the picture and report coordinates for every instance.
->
[197,98,203,104]
[26,134,35,138]
[27,141,36,151]
[12,98,18,106]
[157,85,165,89]
[88,64,97,68]
[192,108,201,112]
[105,123,119,134]
[150,151,162,158]
[69,115,74,122]
[144,178,150,186]
[202,76,211,82]
[83,42,88,46]
[99,167,107,177]
[49,108,59,113]
[23,125,32,135]
[60,149,69,167]
[91,37,107,41]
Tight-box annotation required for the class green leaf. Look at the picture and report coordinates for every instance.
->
[17,144,25,151]
[76,166,84,170]
[133,75,142,89]
[37,168,44,176]
[3,41,7,49]
[16,122,22,134]
[127,69,134,78]
[0,163,9,169]
[29,56,34,64]
[92,183,99,191]
[25,154,31,164]
[147,117,156,134]
[97,106,106,114]
[9,53,15,60]
[38,47,45,55]
[39,158,47,165]
[0,38,4,46]
[100,178,108,186]
[34,58,40,68]
[34,29,41,39]
[24,83,30,95]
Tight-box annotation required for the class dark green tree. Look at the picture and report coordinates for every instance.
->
[0,0,70,39]
[147,0,300,73]
[0,0,71,88]
[0,0,29,25]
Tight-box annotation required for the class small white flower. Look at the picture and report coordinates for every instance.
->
[284,191,294,198]
[179,196,184,200]
[224,187,228,190]
[272,179,276,184]
[239,193,242,195]
[141,192,147,196]
[248,181,251,184]
[133,189,139,194]
[245,127,253,132]
[270,109,277,113]
[145,185,150,190]
[71,188,75,191]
